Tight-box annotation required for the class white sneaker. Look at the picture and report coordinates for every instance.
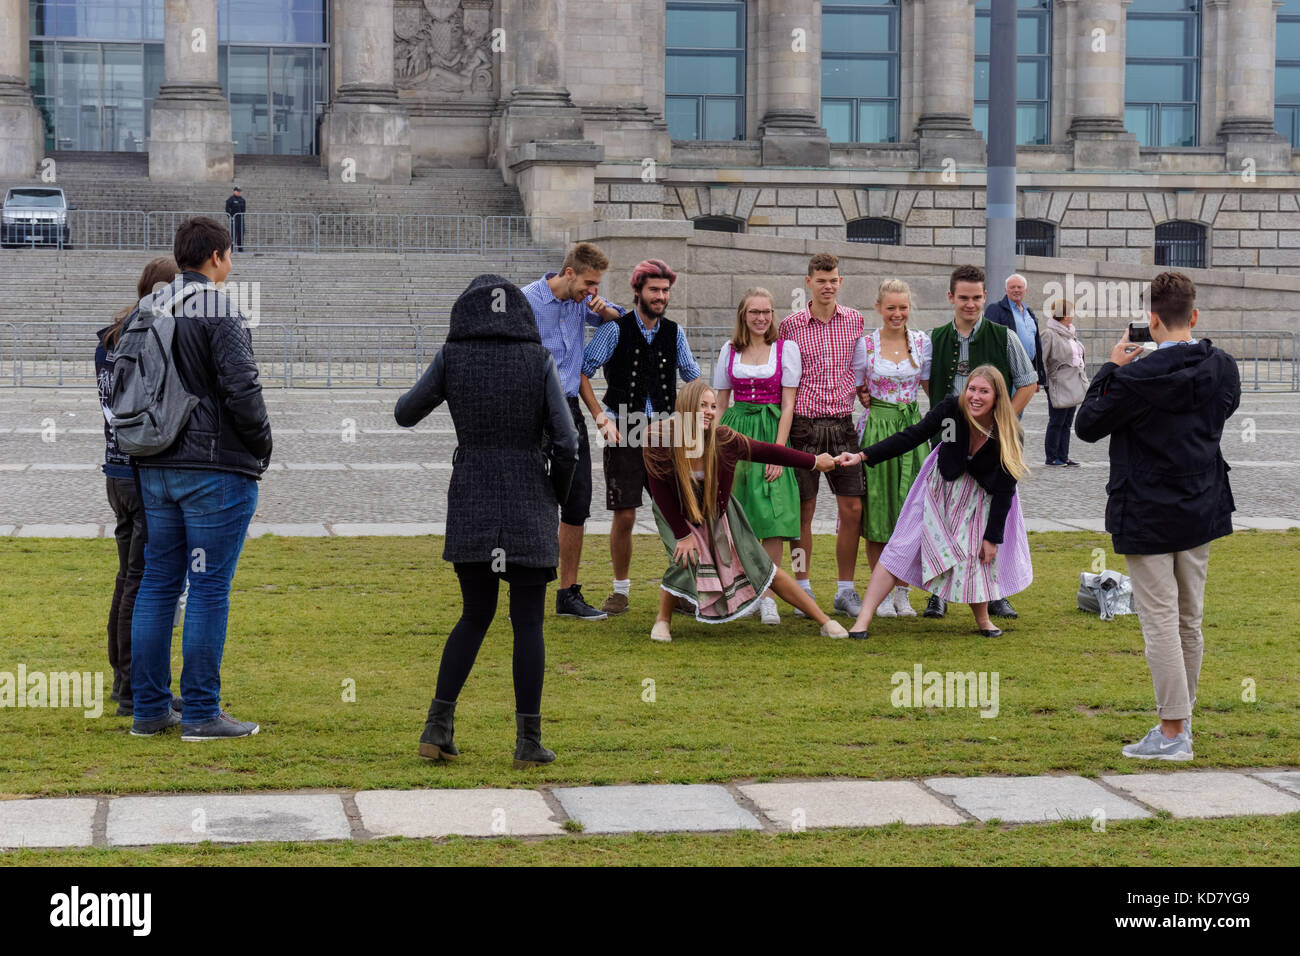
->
[759,597,780,625]
[875,592,897,617]
[893,586,917,617]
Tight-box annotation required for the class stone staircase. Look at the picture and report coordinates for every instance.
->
[1,153,526,218]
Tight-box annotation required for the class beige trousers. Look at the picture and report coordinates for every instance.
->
[1125,544,1211,721]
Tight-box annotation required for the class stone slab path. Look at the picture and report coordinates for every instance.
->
[2,768,1297,849]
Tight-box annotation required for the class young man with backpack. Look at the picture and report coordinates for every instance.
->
[117,216,272,741]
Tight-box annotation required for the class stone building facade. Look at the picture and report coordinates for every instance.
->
[2,0,1298,270]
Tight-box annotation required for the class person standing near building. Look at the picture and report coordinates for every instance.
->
[1075,271,1240,762]
[925,264,1038,620]
[984,272,1046,410]
[97,255,179,718]
[578,259,700,617]
[521,242,624,621]
[778,253,866,618]
[852,278,931,618]
[711,287,802,625]
[396,275,578,769]
[1039,298,1089,466]
[129,216,271,740]
[225,187,246,253]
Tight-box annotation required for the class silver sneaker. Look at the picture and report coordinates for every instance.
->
[833,589,863,617]
[1121,726,1193,761]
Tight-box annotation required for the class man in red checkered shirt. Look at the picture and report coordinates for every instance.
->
[778,252,866,621]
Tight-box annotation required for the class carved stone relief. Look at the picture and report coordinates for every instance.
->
[394,0,494,95]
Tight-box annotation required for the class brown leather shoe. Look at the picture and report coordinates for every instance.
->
[600,592,630,615]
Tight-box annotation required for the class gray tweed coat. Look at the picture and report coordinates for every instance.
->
[395,274,578,567]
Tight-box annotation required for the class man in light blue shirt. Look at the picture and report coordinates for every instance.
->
[520,242,624,621]
[577,259,699,617]
[986,273,1047,403]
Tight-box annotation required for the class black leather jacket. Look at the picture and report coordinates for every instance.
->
[133,270,272,478]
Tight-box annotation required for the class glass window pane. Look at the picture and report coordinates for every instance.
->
[1277,65,1300,103]
[228,47,269,153]
[102,43,145,152]
[1126,62,1194,102]
[666,54,741,95]
[666,7,741,49]
[1278,20,1300,55]
[973,103,989,140]
[1159,104,1195,146]
[703,97,741,140]
[666,96,700,140]
[56,44,100,150]
[272,48,313,154]
[145,0,164,40]
[829,0,898,6]
[1017,14,1047,55]
[822,11,894,53]
[1016,102,1047,145]
[1277,106,1300,147]
[975,15,990,55]
[1127,18,1195,57]
[822,56,891,97]
[974,60,989,100]
[822,99,853,142]
[1128,0,1197,11]
[1125,104,1156,146]
[1016,59,1045,99]
[858,100,897,142]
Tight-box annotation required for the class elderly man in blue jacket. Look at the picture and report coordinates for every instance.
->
[1075,271,1240,763]
[985,273,1047,408]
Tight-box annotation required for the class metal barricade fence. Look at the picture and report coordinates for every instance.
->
[0,322,16,385]
[14,321,101,386]
[1076,328,1299,390]
[482,215,568,253]
[68,210,150,250]
[146,210,319,253]
[316,213,403,253]
[398,215,483,254]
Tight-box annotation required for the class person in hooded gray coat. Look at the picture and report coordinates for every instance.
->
[395,274,578,769]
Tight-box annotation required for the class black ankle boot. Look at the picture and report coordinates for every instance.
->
[513,713,556,769]
[418,698,458,760]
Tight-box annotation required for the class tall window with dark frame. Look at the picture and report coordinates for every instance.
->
[665,0,746,141]
[973,0,1051,146]
[1016,219,1055,257]
[1125,0,1200,148]
[1154,220,1206,269]
[1277,0,1300,147]
[846,217,901,245]
[821,0,899,143]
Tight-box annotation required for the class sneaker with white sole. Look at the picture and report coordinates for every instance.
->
[1121,726,1193,761]
[833,589,862,617]
[759,597,780,625]
[875,592,897,617]
[893,586,917,617]
[181,711,260,741]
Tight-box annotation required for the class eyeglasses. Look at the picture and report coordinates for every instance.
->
[746,309,774,318]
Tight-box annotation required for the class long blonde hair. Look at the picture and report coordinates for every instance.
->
[731,287,777,351]
[962,365,1029,481]
[876,278,918,368]
[645,379,747,525]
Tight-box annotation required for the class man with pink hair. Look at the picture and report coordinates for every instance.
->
[579,258,701,616]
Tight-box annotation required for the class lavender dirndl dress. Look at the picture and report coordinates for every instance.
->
[877,445,1033,603]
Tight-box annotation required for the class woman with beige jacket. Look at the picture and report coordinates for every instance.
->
[1041,299,1090,466]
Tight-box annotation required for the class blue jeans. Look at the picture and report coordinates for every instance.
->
[1045,404,1077,463]
[132,468,258,723]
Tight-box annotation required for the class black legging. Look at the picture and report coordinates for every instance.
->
[435,563,546,714]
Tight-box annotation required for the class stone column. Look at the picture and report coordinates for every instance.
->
[756,0,830,166]
[1215,0,1289,171]
[1064,0,1140,169]
[148,0,233,181]
[321,0,411,184]
[913,0,985,167]
[500,0,601,233]
[0,0,43,177]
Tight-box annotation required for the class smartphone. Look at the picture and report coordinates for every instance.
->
[1128,320,1152,343]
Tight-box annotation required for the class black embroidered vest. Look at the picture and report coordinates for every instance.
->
[602,312,679,419]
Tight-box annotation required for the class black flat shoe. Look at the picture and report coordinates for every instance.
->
[849,630,869,640]
[978,627,1002,638]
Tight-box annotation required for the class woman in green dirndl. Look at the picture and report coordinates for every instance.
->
[712,288,803,625]
[852,279,932,617]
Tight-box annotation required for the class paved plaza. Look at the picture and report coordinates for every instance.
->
[2,387,1298,535]
[2,768,1298,848]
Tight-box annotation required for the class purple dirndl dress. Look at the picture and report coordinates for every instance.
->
[878,445,1033,603]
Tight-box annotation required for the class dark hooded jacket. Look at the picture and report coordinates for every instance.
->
[1074,340,1240,555]
[395,274,578,567]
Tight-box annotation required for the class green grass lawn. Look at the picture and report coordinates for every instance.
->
[1,530,1296,799]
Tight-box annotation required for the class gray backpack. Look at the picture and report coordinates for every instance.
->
[107,282,203,456]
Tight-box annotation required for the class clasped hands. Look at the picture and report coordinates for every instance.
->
[814,451,865,472]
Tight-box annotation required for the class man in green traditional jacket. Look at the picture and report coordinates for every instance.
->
[921,264,1038,621]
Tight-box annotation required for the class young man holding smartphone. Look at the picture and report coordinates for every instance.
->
[1075,271,1241,761]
